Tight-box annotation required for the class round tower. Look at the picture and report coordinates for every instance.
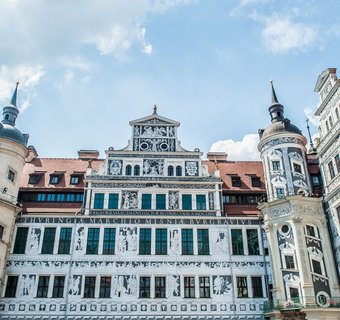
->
[258,81,312,202]
[0,82,29,288]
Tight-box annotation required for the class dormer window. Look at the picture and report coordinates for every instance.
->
[29,174,42,185]
[50,175,60,185]
[231,177,241,187]
[251,177,261,188]
[70,176,80,185]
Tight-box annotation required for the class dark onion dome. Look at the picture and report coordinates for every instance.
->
[0,82,28,146]
[259,81,302,140]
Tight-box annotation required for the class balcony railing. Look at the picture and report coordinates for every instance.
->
[264,296,340,312]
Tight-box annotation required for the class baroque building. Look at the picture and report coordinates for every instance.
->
[258,82,340,319]
[314,68,340,278]
[0,71,339,320]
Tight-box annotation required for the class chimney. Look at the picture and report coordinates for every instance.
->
[207,152,228,162]
[78,150,100,160]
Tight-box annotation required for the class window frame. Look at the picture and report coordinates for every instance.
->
[139,228,151,255]
[52,276,65,298]
[13,227,29,254]
[7,168,16,182]
[86,228,100,254]
[236,276,248,298]
[93,193,104,209]
[184,276,195,298]
[251,276,263,298]
[199,276,211,298]
[181,229,194,255]
[57,227,72,254]
[41,227,56,254]
[246,229,260,255]
[4,276,18,298]
[139,276,151,298]
[197,229,210,255]
[155,276,166,298]
[36,275,50,298]
[182,194,192,210]
[196,194,207,210]
[155,228,167,255]
[103,228,116,255]
[99,276,111,298]
[231,228,244,255]
[84,276,96,298]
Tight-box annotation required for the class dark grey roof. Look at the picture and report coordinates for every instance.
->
[0,123,27,145]
[261,118,302,140]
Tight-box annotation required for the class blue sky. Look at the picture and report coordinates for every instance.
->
[0,0,339,159]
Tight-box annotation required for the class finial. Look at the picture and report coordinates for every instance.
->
[153,104,157,115]
[88,159,93,169]
[305,118,316,152]
[270,80,279,105]
[10,81,19,107]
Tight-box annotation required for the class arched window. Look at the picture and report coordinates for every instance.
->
[329,116,333,127]
[4,114,9,121]
[125,165,132,176]
[168,166,174,176]
[0,225,4,240]
[326,121,329,132]
[176,166,182,176]
[134,165,140,176]
[335,107,339,120]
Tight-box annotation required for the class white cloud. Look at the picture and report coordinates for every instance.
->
[303,106,319,127]
[0,0,193,62]
[0,65,45,111]
[209,134,260,161]
[260,16,317,53]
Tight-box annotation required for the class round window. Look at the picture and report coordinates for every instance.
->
[281,225,289,234]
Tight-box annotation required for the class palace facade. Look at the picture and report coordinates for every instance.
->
[0,69,339,320]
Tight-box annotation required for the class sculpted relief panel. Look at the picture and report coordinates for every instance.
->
[117,227,138,254]
[108,160,123,175]
[121,191,138,209]
[143,159,164,176]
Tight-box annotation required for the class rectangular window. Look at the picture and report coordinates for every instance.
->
[197,229,209,255]
[13,227,28,254]
[272,161,281,170]
[182,229,194,255]
[251,277,263,298]
[84,276,96,298]
[66,194,75,202]
[182,194,192,210]
[93,193,104,209]
[289,287,299,298]
[276,188,285,199]
[293,163,302,173]
[7,169,15,182]
[56,194,65,202]
[285,255,295,269]
[155,229,167,255]
[28,174,41,184]
[251,177,261,187]
[311,175,320,186]
[155,277,166,298]
[99,276,111,298]
[142,194,152,209]
[58,228,72,254]
[139,277,151,298]
[184,277,195,298]
[49,175,60,184]
[47,193,55,202]
[335,154,340,173]
[156,194,166,210]
[37,193,46,201]
[108,193,119,209]
[76,194,83,202]
[231,229,244,255]
[199,277,210,298]
[70,176,80,185]
[103,228,116,255]
[86,228,100,254]
[139,228,151,255]
[312,259,322,275]
[237,276,248,298]
[41,228,56,254]
[5,276,18,297]
[52,276,65,298]
[328,161,335,179]
[306,225,316,237]
[247,229,259,255]
[196,195,207,210]
[231,177,241,187]
[36,276,50,298]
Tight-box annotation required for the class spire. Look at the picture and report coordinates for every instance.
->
[2,82,20,126]
[305,118,316,153]
[270,80,279,104]
[10,81,19,108]
[268,80,285,123]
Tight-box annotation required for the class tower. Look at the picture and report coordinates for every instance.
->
[0,83,29,289]
[258,82,340,319]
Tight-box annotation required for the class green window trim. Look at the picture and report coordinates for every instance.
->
[93,193,104,209]
[103,228,116,255]
[13,227,28,254]
[142,194,152,209]
[231,229,244,255]
[182,229,194,255]
[108,193,119,209]
[182,194,192,210]
[155,229,167,255]
[139,228,151,255]
[41,228,56,254]
[196,195,206,210]
[58,228,72,254]
[156,194,166,210]
[197,229,210,255]
[86,228,100,254]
